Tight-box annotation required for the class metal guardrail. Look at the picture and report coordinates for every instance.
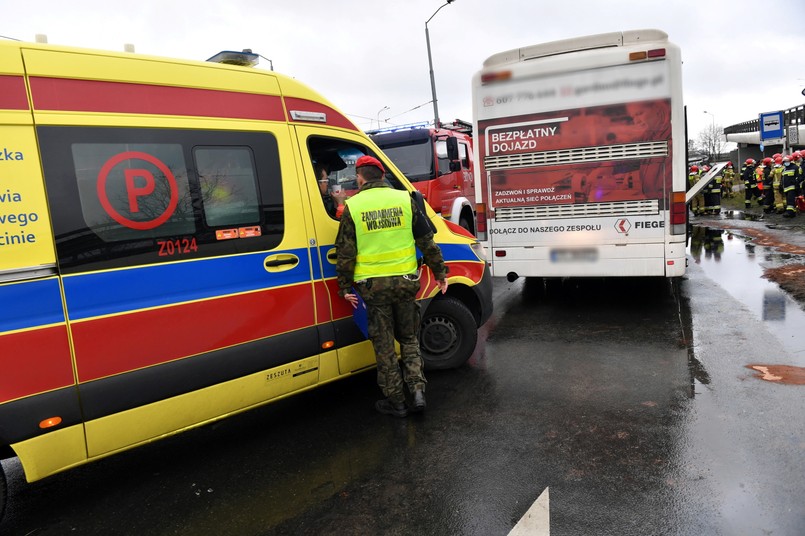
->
[723,104,805,135]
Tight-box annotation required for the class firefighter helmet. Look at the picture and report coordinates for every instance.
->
[726,161,733,168]
[762,157,772,165]
[745,158,755,165]
[773,153,782,160]
[689,165,699,173]
[774,156,783,165]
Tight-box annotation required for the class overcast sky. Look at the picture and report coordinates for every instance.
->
[5,0,804,141]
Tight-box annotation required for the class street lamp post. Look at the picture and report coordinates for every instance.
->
[425,0,455,128]
[704,110,716,160]
[376,105,390,129]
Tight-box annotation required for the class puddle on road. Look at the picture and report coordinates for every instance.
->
[688,226,805,366]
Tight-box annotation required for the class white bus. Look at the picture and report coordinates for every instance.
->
[472,29,687,281]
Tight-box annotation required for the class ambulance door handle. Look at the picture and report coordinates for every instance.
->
[264,254,299,273]
[326,248,338,264]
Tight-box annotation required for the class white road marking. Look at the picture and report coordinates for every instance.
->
[508,487,550,535]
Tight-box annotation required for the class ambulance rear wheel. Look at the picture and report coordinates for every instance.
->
[420,297,477,370]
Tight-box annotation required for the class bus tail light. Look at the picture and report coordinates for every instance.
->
[629,49,665,61]
[481,70,512,84]
[670,192,687,234]
[476,203,488,241]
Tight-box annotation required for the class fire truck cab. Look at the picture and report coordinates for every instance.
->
[369,121,476,234]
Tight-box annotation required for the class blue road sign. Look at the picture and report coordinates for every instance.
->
[759,111,784,140]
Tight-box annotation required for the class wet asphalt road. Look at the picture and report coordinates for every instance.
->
[2,238,805,535]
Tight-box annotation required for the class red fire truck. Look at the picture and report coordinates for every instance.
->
[369,120,476,234]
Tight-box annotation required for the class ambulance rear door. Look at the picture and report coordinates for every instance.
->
[0,45,80,468]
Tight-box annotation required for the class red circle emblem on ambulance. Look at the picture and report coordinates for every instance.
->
[97,151,179,230]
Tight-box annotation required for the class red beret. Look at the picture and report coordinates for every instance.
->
[355,155,385,173]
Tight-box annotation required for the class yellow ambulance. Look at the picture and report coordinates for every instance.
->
[0,40,492,520]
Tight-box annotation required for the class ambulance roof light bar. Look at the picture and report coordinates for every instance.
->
[207,49,259,67]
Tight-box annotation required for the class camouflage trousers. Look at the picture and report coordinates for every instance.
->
[355,275,426,404]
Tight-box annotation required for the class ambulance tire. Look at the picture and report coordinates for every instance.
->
[420,297,477,370]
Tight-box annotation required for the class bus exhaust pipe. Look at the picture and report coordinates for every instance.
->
[507,272,519,282]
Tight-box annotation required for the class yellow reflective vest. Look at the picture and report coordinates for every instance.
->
[347,187,418,280]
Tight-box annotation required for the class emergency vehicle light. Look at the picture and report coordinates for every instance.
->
[206,49,259,67]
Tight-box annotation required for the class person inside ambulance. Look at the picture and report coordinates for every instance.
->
[312,153,348,219]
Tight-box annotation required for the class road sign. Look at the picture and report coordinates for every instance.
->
[759,111,784,141]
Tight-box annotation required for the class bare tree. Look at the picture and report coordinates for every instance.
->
[697,124,727,162]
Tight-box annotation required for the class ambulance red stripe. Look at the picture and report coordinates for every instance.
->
[0,326,74,404]
[28,77,286,121]
[283,97,358,131]
[71,284,315,382]
[0,75,29,110]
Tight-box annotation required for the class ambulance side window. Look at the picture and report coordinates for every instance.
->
[38,127,284,273]
[71,143,196,242]
[195,147,261,228]
[306,136,405,195]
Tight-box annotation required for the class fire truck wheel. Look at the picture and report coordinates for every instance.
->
[459,216,472,233]
[420,296,477,370]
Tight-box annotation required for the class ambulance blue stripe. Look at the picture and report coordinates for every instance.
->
[63,248,312,320]
[439,243,480,263]
[0,278,65,333]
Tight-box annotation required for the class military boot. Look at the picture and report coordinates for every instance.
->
[375,399,408,418]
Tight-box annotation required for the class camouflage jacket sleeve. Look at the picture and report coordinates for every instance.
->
[335,204,357,297]
[411,198,448,281]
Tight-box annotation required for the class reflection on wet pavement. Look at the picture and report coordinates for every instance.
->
[688,225,805,365]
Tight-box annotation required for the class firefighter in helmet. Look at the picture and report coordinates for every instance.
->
[764,157,782,213]
[688,164,704,216]
[741,158,760,209]
[701,165,719,215]
[794,151,805,211]
[722,161,735,198]
[781,155,799,218]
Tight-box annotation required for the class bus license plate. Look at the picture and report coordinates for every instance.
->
[550,248,598,263]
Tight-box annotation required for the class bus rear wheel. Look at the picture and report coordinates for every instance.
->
[420,296,477,370]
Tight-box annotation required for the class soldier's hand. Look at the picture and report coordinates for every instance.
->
[436,279,448,294]
[344,293,359,308]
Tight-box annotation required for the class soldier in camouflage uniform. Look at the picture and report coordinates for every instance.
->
[335,155,448,418]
